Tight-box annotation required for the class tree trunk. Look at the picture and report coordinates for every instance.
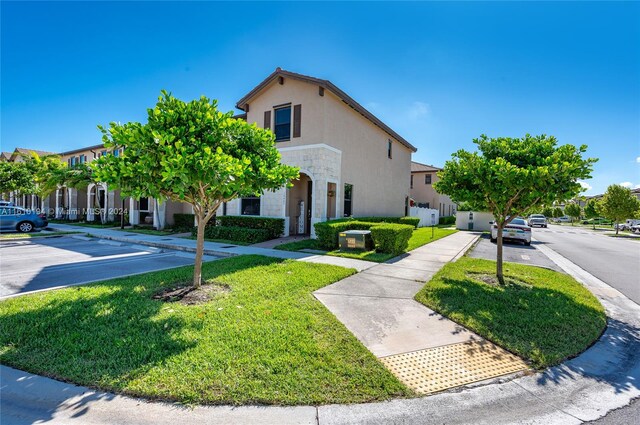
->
[496,223,505,285]
[193,211,206,288]
[616,222,619,235]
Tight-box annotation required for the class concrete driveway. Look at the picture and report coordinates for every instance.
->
[0,235,218,298]
[468,233,562,271]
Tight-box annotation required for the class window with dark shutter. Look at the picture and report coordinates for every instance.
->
[274,106,291,141]
[293,104,301,138]
[264,110,271,130]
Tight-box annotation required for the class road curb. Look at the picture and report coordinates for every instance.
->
[451,231,481,262]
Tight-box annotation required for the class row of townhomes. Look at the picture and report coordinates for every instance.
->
[2,68,456,236]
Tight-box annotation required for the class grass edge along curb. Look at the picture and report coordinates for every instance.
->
[414,257,606,369]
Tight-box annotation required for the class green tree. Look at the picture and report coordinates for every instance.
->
[22,153,68,211]
[598,185,640,234]
[542,206,553,218]
[0,161,34,199]
[583,199,599,229]
[553,207,563,218]
[435,134,596,284]
[564,203,582,225]
[94,91,299,287]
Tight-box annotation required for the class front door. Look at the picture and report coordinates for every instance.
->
[306,180,312,235]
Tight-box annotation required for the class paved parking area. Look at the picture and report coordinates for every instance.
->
[0,235,219,298]
[467,233,562,271]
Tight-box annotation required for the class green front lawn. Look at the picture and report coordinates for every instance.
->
[0,255,410,405]
[0,231,81,240]
[117,227,180,236]
[415,257,606,368]
[275,227,457,263]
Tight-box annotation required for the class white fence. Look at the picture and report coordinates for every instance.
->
[409,206,440,227]
[456,211,495,231]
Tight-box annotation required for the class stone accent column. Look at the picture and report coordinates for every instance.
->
[129,198,139,225]
[55,189,62,218]
[87,187,94,221]
[68,188,78,220]
[107,188,116,221]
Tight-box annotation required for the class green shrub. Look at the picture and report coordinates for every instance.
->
[173,213,195,231]
[439,216,456,225]
[398,216,420,228]
[370,223,414,255]
[314,221,376,250]
[217,216,284,239]
[196,225,271,244]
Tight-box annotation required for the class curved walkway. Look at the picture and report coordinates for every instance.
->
[1,233,639,424]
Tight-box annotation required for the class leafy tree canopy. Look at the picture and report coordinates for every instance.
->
[599,184,640,234]
[93,91,299,286]
[564,203,582,223]
[0,161,34,196]
[435,134,596,283]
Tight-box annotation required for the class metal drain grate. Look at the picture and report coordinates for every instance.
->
[380,340,529,394]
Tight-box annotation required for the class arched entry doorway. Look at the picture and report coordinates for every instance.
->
[287,172,313,235]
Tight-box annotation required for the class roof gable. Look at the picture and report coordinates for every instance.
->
[236,68,417,152]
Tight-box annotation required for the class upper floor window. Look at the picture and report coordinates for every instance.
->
[425,174,432,184]
[274,106,291,141]
[388,140,392,159]
[79,155,86,164]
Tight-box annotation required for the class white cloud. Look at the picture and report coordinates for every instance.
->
[620,182,633,188]
[636,156,640,163]
[578,180,592,191]
[408,101,431,119]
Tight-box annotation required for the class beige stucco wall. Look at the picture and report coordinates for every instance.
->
[244,77,412,218]
[410,171,457,217]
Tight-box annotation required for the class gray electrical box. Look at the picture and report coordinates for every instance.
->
[339,230,373,251]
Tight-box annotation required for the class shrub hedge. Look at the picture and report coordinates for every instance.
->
[217,216,284,239]
[439,216,456,225]
[315,221,376,250]
[198,225,272,244]
[173,213,195,231]
[370,223,414,255]
[314,217,418,253]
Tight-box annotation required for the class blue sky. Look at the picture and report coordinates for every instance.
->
[2,1,639,195]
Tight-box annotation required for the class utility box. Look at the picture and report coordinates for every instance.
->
[339,230,373,251]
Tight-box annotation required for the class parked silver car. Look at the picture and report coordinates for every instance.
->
[527,214,548,228]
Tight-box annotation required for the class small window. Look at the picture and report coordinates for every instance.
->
[114,149,119,157]
[241,196,261,216]
[79,155,86,164]
[387,140,392,159]
[274,106,291,141]
[101,150,107,157]
[410,175,413,189]
[425,174,432,184]
[343,184,353,217]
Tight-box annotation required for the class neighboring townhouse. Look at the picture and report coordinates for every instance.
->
[224,68,417,236]
[2,148,55,209]
[410,161,457,217]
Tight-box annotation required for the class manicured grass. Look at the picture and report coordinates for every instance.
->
[415,257,606,368]
[184,235,251,246]
[49,220,119,228]
[0,231,81,240]
[0,255,410,405]
[117,228,180,236]
[275,227,458,263]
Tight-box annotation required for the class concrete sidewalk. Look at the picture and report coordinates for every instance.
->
[47,223,377,272]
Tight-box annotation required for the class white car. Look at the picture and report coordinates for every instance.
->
[491,218,532,246]
[527,214,548,228]
[555,216,571,223]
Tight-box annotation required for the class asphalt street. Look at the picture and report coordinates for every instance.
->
[533,225,640,304]
[468,233,562,271]
[0,235,218,297]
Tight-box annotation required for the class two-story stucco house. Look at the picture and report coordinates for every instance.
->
[410,161,457,217]
[223,68,417,236]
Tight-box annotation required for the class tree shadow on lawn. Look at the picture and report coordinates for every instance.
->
[0,256,289,420]
[419,274,607,369]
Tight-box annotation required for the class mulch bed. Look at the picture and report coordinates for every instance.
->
[153,282,231,305]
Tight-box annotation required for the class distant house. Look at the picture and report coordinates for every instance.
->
[409,161,457,217]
